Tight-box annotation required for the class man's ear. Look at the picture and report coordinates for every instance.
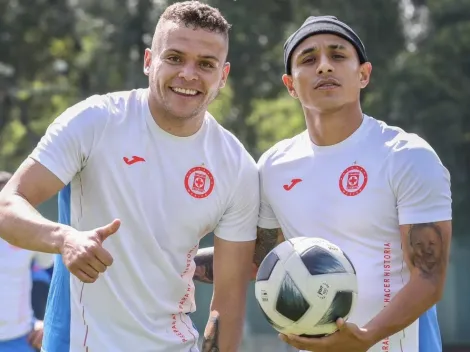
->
[359,62,372,89]
[219,62,230,88]
[282,74,298,99]
[143,48,152,75]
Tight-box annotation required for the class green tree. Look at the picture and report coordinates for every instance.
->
[204,0,407,158]
[247,93,304,158]
[0,0,78,170]
[384,0,470,233]
[0,0,161,171]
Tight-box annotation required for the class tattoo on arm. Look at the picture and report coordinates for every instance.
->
[253,227,282,268]
[194,247,214,284]
[408,223,445,281]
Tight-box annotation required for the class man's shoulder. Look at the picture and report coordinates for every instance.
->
[65,89,146,126]
[257,131,309,170]
[205,112,256,166]
[60,93,109,121]
[368,116,439,163]
[55,89,140,122]
[104,88,147,110]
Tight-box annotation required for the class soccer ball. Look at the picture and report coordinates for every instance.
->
[255,237,358,337]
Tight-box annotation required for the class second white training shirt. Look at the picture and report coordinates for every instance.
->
[258,114,451,352]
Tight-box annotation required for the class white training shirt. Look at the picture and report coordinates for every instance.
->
[30,88,259,352]
[0,240,53,340]
[258,114,451,352]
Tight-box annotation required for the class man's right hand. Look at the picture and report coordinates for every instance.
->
[61,219,121,283]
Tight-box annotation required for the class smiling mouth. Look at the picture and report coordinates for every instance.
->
[170,87,201,96]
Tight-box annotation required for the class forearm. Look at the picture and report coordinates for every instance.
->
[363,276,441,345]
[202,236,255,351]
[0,193,68,253]
[363,222,451,345]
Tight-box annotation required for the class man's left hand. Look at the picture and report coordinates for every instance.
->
[201,311,220,352]
[28,320,44,349]
[279,318,373,352]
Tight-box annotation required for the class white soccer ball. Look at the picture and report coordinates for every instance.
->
[255,237,358,337]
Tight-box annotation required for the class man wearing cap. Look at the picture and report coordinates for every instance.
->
[251,15,452,352]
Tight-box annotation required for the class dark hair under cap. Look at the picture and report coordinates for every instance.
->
[283,16,368,74]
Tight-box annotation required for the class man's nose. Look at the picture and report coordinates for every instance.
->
[179,63,199,81]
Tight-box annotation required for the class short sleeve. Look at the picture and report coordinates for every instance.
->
[33,252,54,269]
[29,95,109,185]
[257,152,280,229]
[391,142,452,225]
[213,154,259,242]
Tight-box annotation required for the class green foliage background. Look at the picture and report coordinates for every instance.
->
[2,0,470,344]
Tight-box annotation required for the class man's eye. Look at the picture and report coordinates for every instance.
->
[302,57,314,64]
[200,62,215,69]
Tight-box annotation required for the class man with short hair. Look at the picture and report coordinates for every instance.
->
[0,2,258,351]
[0,171,53,352]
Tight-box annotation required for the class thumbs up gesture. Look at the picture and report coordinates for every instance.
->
[60,219,121,283]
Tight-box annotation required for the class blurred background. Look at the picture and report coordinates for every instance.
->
[1,0,469,351]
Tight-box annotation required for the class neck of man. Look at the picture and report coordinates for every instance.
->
[304,102,364,147]
[147,93,205,137]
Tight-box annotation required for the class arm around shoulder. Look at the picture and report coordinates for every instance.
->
[194,152,285,284]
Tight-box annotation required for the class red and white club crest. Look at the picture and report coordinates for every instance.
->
[184,166,215,199]
[339,165,368,197]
